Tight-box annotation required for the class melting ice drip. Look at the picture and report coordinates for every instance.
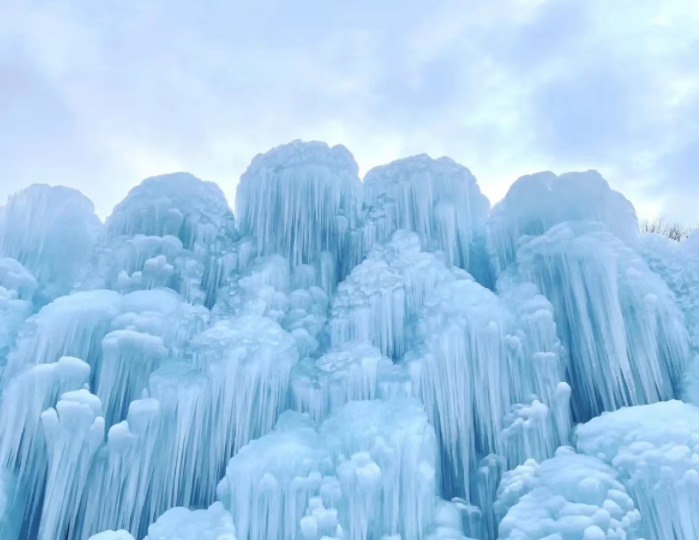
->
[0,140,696,540]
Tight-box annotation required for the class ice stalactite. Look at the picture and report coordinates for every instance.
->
[38,389,105,540]
[290,343,393,423]
[0,184,101,303]
[362,155,490,282]
[78,394,161,539]
[81,172,240,307]
[576,400,699,540]
[411,276,569,503]
[485,170,640,277]
[0,356,91,525]
[494,446,644,540]
[235,140,364,289]
[512,222,689,421]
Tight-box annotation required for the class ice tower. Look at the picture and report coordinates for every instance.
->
[0,142,697,540]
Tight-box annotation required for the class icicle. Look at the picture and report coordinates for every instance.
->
[291,343,393,422]
[0,184,101,302]
[363,155,490,276]
[513,221,688,421]
[38,389,105,540]
[235,140,363,285]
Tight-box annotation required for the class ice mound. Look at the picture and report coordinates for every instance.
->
[236,140,363,285]
[576,400,699,540]
[87,531,135,540]
[219,398,439,540]
[363,155,490,278]
[508,221,688,421]
[411,276,570,504]
[330,230,468,359]
[81,172,239,306]
[495,446,644,540]
[0,184,101,302]
[486,170,640,276]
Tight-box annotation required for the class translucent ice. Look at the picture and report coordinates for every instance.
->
[0,184,101,302]
[236,140,363,284]
[486,170,640,276]
[495,446,643,540]
[576,400,699,540]
[363,155,490,277]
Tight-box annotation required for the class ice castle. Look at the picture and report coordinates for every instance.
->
[0,140,698,540]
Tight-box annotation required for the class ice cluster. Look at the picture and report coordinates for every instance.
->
[0,140,696,540]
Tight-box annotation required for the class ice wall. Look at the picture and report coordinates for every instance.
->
[0,184,101,302]
[363,155,490,281]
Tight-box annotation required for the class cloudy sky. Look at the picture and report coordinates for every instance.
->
[1,0,698,222]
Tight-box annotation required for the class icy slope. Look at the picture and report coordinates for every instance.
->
[0,140,696,540]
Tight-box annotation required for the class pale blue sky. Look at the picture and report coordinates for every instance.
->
[1,0,698,222]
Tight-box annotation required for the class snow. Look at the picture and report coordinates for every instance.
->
[2,142,698,540]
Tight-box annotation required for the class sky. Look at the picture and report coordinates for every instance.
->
[1,0,698,223]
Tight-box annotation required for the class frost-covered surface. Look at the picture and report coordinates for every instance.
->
[80,173,240,307]
[486,170,640,277]
[507,221,688,422]
[576,400,699,540]
[495,446,644,540]
[363,155,490,282]
[2,143,698,540]
[0,184,101,302]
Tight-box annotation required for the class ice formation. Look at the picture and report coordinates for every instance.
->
[576,400,699,540]
[0,141,696,540]
[363,155,490,280]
